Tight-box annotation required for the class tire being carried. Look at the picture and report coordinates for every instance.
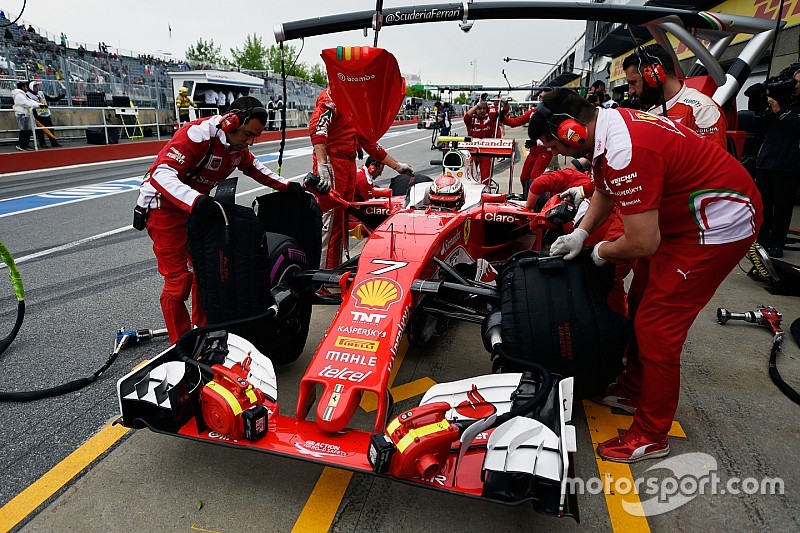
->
[496,250,629,398]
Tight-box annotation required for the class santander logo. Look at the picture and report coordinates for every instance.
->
[455,385,496,419]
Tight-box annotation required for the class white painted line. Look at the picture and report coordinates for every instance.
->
[1,133,429,268]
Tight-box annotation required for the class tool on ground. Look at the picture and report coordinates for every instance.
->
[116,327,169,349]
[717,306,800,406]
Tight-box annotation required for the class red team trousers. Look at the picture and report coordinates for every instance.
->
[619,238,753,440]
[146,209,207,343]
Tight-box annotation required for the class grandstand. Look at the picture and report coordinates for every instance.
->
[0,10,325,115]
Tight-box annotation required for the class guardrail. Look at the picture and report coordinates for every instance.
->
[0,106,172,150]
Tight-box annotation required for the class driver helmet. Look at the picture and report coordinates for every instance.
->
[429,175,465,211]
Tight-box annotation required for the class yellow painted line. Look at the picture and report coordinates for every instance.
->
[190,523,222,533]
[296,336,412,531]
[291,464,354,532]
[0,423,130,532]
[361,376,438,412]
[583,401,687,532]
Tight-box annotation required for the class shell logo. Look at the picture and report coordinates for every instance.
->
[352,278,402,310]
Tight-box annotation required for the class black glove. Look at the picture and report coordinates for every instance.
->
[285,181,305,196]
[192,195,221,220]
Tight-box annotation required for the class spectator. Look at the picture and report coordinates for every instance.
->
[216,87,227,114]
[60,32,67,47]
[27,81,61,148]
[753,69,800,258]
[12,80,40,151]
[623,44,727,149]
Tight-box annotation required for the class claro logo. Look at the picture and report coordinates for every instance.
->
[337,73,376,82]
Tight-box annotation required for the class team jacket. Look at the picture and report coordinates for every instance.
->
[501,108,535,128]
[592,108,761,245]
[308,89,387,161]
[529,167,593,197]
[464,105,501,138]
[647,82,727,149]
[354,165,374,202]
[137,115,288,212]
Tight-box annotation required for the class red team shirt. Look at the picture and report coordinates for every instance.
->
[647,82,727,149]
[308,89,387,162]
[139,115,288,212]
[464,105,501,138]
[592,108,760,244]
[529,167,593,197]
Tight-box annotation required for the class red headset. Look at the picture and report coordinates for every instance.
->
[637,48,667,88]
[218,106,268,133]
[535,102,588,147]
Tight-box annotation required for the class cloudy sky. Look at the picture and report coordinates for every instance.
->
[5,0,586,87]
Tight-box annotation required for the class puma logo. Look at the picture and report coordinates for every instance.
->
[677,268,690,280]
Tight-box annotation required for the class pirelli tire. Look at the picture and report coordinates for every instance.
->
[264,232,312,366]
[497,251,629,398]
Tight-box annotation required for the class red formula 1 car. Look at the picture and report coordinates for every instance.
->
[118,1,777,520]
[116,171,614,518]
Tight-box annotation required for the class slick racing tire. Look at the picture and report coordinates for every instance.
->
[263,232,312,366]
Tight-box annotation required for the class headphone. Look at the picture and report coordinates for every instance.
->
[535,102,588,147]
[636,47,667,89]
[218,106,268,133]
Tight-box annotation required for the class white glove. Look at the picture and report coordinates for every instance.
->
[591,241,609,266]
[316,163,333,193]
[395,162,414,175]
[559,186,585,207]
[549,228,589,260]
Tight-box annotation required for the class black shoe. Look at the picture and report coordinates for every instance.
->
[768,247,784,258]
[51,143,61,148]
[15,145,25,152]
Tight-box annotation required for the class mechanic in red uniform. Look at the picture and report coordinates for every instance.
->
[530,89,761,462]
[309,88,413,269]
[464,96,502,184]
[136,96,299,343]
[624,44,727,149]
[501,102,554,198]
[354,156,385,201]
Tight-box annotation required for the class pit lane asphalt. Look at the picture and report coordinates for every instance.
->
[1,125,799,532]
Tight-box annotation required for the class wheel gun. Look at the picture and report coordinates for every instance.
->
[716,306,784,346]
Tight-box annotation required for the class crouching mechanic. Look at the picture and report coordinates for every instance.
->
[309,88,413,268]
[136,96,301,343]
[530,89,761,463]
[354,156,385,201]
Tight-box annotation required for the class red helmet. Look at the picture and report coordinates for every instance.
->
[429,175,465,211]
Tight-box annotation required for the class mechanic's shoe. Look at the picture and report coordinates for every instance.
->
[591,382,637,414]
[15,145,26,152]
[597,430,669,463]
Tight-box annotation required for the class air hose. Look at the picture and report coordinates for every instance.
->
[0,240,25,356]
[0,241,131,402]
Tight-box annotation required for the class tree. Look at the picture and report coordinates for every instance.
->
[266,44,312,78]
[230,34,269,70]
[454,92,468,104]
[186,38,226,65]
[310,64,328,86]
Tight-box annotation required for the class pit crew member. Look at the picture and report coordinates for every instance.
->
[136,96,297,344]
[500,100,554,198]
[464,96,502,184]
[309,88,413,269]
[530,88,761,463]
[354,156,385,202]
[623,44,727,149]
